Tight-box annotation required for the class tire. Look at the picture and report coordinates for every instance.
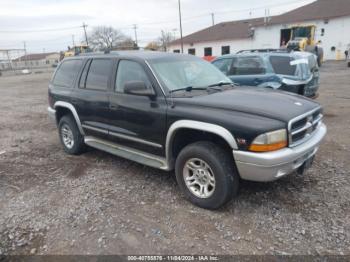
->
[175,141,239,209]
[58,115,86,155]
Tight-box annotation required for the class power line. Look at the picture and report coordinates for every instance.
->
[0,26,82,33]
[132,0,311,26]
[0,0,310,34]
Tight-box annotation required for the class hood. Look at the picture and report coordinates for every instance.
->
[174,87,320,122]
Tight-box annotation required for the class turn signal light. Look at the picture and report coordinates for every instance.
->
[249,129,287,152]
[249,141,287,152]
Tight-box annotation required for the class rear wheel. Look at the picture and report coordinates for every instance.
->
[58,115,86,155]
[175,141,239,209]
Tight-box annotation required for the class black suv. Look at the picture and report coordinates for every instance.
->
[48,51,326,209]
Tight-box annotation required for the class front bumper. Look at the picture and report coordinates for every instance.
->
[233,123,327,182]
[47,106,56,123]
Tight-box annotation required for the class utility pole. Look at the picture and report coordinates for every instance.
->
[133,24,138,46]
[82,22,89,45]
[23,41,27,67]
[211,13,215,26]
[178,0,184,53]
[72,35,75,46]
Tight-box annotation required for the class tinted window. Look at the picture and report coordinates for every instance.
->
[212,59,232,75]
[53,60,82,87]
[204,47,212,56]
[231,56,265,75]
[173,50,180,53]
[115,60,152,93]
[85,59,112,90]
[221,46,230,55]
[269,56,296,76]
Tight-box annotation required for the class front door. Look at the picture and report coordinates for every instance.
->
[107,59,167,156]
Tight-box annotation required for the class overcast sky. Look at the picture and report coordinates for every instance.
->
[0,0,315,55]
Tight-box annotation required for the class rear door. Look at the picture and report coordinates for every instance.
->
[228,56,271,86]
[107,59,167,156]
[72,58,113,138]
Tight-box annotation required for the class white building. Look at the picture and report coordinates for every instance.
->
[11,52,60,69]
[169,0,350,60]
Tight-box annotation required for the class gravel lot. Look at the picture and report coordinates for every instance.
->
[0,61,349,255]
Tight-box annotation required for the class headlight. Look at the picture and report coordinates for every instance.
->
[249,129,287,152]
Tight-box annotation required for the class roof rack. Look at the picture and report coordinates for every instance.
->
[236,48,290,54]
[78,51,106,56]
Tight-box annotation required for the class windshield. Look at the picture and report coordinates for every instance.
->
[148,56,232,92]
[269,56,297,76]
[269,54,315,79]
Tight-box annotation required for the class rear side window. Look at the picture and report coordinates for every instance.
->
[231,56,265,75]
[115,60,152,93]
[212,59,232,75]
[53,60,82,87]
[269,56,296,76]
[85,59,113,90]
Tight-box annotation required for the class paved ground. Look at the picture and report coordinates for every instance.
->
[0,61,349,255]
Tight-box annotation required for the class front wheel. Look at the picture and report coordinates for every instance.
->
[175,141,239,209]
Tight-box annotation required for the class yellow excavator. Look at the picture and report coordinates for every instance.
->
[286,25,323,66]
[64,44,91,58]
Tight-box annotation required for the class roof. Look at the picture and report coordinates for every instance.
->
[214,50,314,60]
[13,52,58,62]
[171,17,263,45]
[72,50,193,60]
[170,0,350,45]
[269,0,350,25]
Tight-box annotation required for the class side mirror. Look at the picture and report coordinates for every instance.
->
[124,81,155,97]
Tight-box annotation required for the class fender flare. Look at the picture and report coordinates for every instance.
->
[54,101,85,135]
[165,120,238,169]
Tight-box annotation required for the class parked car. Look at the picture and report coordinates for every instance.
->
[212,50,320,98]
[48,51,326,209]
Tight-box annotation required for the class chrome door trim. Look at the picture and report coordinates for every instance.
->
[81,124,108,134]
[109,131,162,148]
[82,124,162,148]
[54,101,85,135]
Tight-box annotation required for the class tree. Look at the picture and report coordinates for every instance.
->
[158,30,175,52]
[144,41,161,51]
[88,26,127,50]
[116,37,139,50]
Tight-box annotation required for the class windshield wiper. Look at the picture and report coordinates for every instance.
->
[208,81,234,88]
[169,86,207,94]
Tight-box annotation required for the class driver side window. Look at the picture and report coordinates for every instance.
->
[115,60,152,93]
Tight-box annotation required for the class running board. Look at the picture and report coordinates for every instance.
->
[84,136,169,170]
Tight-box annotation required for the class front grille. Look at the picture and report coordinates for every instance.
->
[288,108,323,147]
